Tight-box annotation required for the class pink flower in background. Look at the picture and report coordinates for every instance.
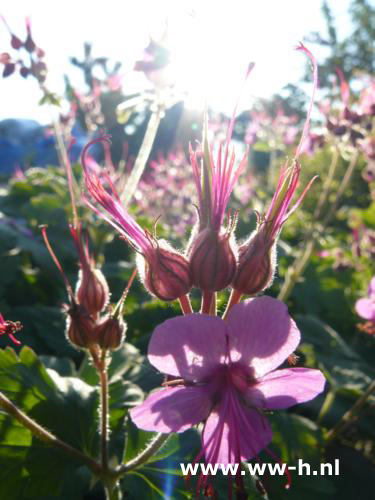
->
[356,277,375,322]
[130,296,325,467]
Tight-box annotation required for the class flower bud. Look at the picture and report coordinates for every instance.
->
[189,228,237,291]
[139,241,192,301]
[232,230,276,295]
[66,303,97,349]
[2,63,15,78]
[75,267,110,315]
[10,35,22,50]
[95,315,126,350]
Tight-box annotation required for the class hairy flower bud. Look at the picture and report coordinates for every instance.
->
[75,267,110,315]
[189,228,237,291]
[66,303,97,349]
[139,241,192,301]
[95,315,126,350]
[232,230,276,295]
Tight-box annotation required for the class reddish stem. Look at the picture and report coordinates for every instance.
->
[178,294,193,315]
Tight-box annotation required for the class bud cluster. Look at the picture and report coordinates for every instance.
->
[1,17,47,83]
[42,226,128,352]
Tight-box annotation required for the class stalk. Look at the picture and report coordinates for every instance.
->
[98,356,110,471]
[119,433,169,473]
[222,289,243,320]
[178,294,194,315]
[121,107,162,207]
[0,391,102,474]
[201,290,215,315]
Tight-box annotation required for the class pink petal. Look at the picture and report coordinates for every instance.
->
[355,298,375,321]
[129,386,211,433]
[226,296,300,377]
[148,314,227,381]
[249,368,326,410]
[202,392,272,465]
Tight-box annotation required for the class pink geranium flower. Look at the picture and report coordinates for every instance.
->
[130,296,325,467]
[355,277,375,321]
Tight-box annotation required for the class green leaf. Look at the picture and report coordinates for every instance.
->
[0,346,99,498]
[123,424,201,500]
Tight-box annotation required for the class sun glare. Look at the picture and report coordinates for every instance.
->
[0,0,327,121]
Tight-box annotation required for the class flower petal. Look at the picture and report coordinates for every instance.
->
[148,314,227,380]
[249,368,326,409]
[355,298,375,321]
[130,386,211,433]
[226,296,300,377]
[202,392,272,465]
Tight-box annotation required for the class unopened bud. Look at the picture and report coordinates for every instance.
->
[95,315,126,350]
[11,35,22,50]
[20,66,29,78]
[2,63,15,78]
[140,241,192,301]
[76,267,110,315]
[66,303,96,349]
[232,230,276,295]
[24,34,36,53]
[189,228,237,291]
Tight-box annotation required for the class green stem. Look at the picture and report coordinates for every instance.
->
[99,359,109,471]
[326,379,375,443]
[278,149,359,302]
[0,391,102,474]
[104,479,123,500]
[119,433,169,474]
[121,108,162,207]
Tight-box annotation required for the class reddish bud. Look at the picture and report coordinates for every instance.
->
[140,241,192,301]
[24,34,36,53]
[75,267,110,315]
[36,47,45,58]
[11,35,22,49]
[232,230,276,295]
[0,53,11,64]
[20,66,29,78]
[66,303,97,349]
[95,315,126,350]
[3,63,15,78]
[189,228,237,291]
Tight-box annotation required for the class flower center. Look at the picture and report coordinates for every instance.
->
[210,363,256,399]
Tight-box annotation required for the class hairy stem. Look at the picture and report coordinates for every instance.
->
[0,391,102,474]
[222,289,243,320]
[121,108,162,207]
[178,294,194,315]
[201,290,215,315]
[119,433,169,473]
[99,359,110,471]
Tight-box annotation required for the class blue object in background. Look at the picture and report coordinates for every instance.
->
[0,119,94,174]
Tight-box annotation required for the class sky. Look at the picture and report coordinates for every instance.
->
[0,0,352,123]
